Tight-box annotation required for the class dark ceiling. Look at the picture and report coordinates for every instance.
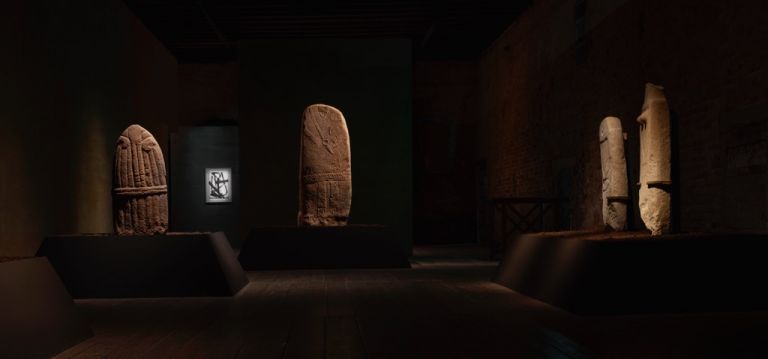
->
[123,0,532,63]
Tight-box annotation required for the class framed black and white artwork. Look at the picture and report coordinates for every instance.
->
[205,168,232,203]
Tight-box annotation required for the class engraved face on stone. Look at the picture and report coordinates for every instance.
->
[637,83,671,236]
[298,104,352,226]
[113,124,168,235]
[599,116,628,231]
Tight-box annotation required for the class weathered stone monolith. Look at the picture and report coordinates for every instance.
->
[637,83,671,235]
[298,104,352,226]
[599,116,628,231]
[113,124,168,235]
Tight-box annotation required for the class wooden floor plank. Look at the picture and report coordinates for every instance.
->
[54,245,768,359]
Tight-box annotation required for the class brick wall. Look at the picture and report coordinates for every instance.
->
[178,62,239,124]
[479,0,768,231]
[413,61,479,243]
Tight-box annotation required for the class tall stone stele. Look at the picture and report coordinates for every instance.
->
[298,104,352,226]
[599,116,629,231]
[637,83,671,235]
[113,124,169,235]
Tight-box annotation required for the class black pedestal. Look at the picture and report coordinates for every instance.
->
[495,231,768,315]
[238,226,411,270]
[37,232,248,298]
[0,257,92,357]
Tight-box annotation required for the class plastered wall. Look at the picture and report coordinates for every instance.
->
[0,0,178,256]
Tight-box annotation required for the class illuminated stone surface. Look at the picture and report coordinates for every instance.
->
[599,116,628,231]
[113,124,168,235]
[637,84,671,235]
[298,104,352,226]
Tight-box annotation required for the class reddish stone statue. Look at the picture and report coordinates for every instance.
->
[113,124,168,235]
[298,104,352,226]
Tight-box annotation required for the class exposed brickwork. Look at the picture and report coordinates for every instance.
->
[414,61,479,243]
[178,63,239,124]
[479,0,768,231]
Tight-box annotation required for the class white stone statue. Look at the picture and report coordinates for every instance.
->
[637,83,671,235]
[599,116,628,231]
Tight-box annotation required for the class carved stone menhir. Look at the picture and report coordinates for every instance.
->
[298,104,352,226]
[113,124,168,235]
[599,116,629,231]
[637,83,671,235]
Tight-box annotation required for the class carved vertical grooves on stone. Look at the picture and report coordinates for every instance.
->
[298,104,352,226]
[113,124,168,235]
[637,83,672,236]
[599,116,629,231]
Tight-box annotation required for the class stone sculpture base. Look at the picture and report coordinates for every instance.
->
[238,225,411,270]
[495,230,768,315]
[37,232,247,298]
[0,257,92,357]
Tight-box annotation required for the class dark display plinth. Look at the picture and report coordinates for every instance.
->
[495,231,768,315]
[37,232,248,298]
[0,257,92,357]
[238,226,411,270]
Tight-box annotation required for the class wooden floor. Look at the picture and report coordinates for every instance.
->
[56,245,768,358]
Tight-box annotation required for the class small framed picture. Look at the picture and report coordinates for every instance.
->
[205,168,232,203]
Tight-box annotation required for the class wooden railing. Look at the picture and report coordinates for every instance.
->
[489,197,569,258]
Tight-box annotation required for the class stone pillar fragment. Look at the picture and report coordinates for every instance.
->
[599,116,629,231]
[113,124,168,235]
[637,83,671,235]
[298,104,352,226]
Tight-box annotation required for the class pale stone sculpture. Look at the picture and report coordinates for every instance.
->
[637,83,671,235]
[113,124,168,235]
[599,116,629,231]
[298,104,352,226]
